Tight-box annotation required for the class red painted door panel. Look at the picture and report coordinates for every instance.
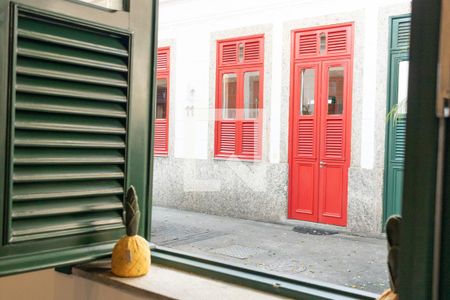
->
[289,63,320,221]
[289,23,353,227]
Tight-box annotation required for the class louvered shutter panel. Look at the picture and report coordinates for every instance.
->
[323,119,345,160]
[8,10,129,243]
[392,18,411,49]
[218,121,236,154]
[154,48,170,156]
[294,24,351,59]
[157,48,169,71]
[326,29,349,54]
[295,32,319,59]
[240,121,260,158]
[154,119,168,154]
[297,119,315,158]
[219,42,238,66]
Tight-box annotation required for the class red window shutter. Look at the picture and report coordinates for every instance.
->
[243,39,263,63]
[219,42,238,66]
[240,121,260,158]
[154,47,170,156]
[323,119,345,160]
[326,29,348,54]
[294,24,351,59]
[296,32,319,59]
[297,119,315,158]
[154,119,168,154]
[215,35,264,160]
[218,121,236,153]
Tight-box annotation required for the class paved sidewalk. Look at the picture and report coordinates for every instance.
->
[151,206,389,294]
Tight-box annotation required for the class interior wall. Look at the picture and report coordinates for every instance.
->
[0,269,146,300]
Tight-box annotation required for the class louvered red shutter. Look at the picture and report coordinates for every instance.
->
[295,25,351,60]
[215,35,264,159]
[154,47,170,156]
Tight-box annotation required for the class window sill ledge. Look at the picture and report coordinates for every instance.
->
[70,260,286,300]
[67,248,378,300]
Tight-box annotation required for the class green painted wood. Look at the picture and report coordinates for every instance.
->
[16,76,127,103]
[12,180,124,201]
[17,38,128,72]
[399,0,441,297]
[17,57,128,87]
[11,211,123,242]
[15,93,127,118]
[14,130,126,148]
[12,195,123,218]
[383,16,410,225]
[15,111,126,134]
[13,165,124,182]
[18,14,129,57]
[13,148,125,165]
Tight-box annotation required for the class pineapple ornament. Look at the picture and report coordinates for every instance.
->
[111,186,150,277]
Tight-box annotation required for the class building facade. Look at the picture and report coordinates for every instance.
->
[153,0,411,234]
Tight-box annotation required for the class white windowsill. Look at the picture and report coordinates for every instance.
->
[72,260,288,300]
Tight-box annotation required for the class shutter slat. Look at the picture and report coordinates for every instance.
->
[12,196,123,219]
[18,15,128,56]
[14,165,124,182]
[16,76,127,103]
[16,93,127,118]
[11,211,123,242]
[15,111,126,135]
[18,39,128,72]
[15,130,126,149]
[17,57,128,87]
[14,148,125,165]
[297,119,315,157]
[12,180,124,201]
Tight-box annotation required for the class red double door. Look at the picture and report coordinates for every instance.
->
[288,24,353,226]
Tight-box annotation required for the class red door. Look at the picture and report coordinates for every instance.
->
[288,24,353,226]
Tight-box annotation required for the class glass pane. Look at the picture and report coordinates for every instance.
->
[300,69,315,115]
[244,71,260,118]
[156,78,167,119]
[222,74,237,119]
[327,66,344,114]
[397,60,409,114]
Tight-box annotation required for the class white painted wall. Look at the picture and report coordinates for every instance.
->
[158,0,411,165]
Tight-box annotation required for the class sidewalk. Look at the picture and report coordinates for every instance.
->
[151,206,389,294]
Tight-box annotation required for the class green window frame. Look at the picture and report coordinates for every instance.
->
[1,0,448,299]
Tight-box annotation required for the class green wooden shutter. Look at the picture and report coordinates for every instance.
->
[0,3,151,275]
[383,15,411,224]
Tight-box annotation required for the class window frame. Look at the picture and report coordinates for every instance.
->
[0,0,445,298]
[214,34,264,160]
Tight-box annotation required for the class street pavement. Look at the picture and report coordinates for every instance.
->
[151,206,389,294]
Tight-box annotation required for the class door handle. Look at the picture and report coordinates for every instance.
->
[320,161,327,168]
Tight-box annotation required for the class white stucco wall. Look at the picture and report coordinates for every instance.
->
[158,0,410,164]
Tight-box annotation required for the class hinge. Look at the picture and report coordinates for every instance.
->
[436,0,450,118]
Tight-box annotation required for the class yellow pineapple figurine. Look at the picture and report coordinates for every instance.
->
[111,186,150,277]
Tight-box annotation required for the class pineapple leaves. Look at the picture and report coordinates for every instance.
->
[125,186,140,236]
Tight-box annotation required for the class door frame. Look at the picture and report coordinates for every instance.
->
[288,23,354,226]
[382,14,411,225]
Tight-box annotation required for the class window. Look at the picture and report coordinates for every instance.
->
[215,35,264,159]
[154,47,170,156]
